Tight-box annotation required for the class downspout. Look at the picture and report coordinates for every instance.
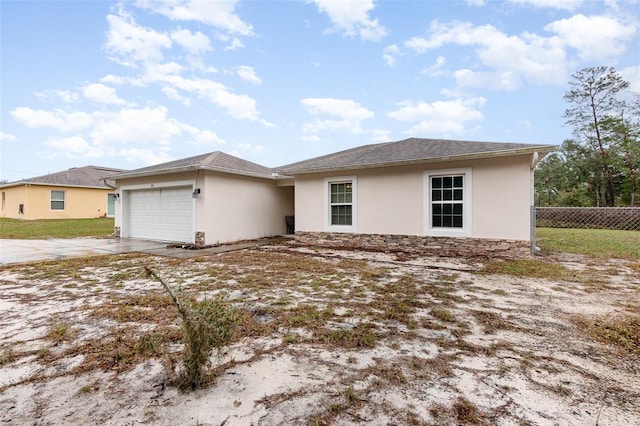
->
[530,152,540,255]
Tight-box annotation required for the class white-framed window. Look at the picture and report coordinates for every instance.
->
[324,176,357,232]
[51,190,66,210]
[424,168,472,237]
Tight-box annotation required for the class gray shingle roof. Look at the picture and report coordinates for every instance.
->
[113,151,274,180]
[276,138,556,175]
[1,165,125,189]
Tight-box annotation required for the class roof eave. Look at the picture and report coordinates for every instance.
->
[0,182,113,190]
[112,165,275,182]
[277,145,557,175]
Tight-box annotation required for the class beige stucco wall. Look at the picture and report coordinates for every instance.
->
[0,184,114,220]
[293,154,535,241]
[200,172,293,245]
[115,170,294,244]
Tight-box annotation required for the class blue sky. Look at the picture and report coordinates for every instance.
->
[1,0,638,182]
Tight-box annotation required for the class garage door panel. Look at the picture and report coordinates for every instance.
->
[128,186,193,242]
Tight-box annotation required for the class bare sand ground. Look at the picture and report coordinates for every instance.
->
[1,244,638,425]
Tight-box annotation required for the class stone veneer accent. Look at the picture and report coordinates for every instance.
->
[294,231,531,258]
[114,226,121,238]
[195,231,206,247]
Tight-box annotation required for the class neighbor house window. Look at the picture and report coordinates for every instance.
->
[51,190,65,210]
[325,176,357,232]
[424,168,472,237]
[1,192,5,211]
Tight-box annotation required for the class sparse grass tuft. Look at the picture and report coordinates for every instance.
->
[573,314,640,356]
[453,397,485,424]
[46,321,74,345]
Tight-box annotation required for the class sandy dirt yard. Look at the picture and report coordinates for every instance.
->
[0,243,639,425]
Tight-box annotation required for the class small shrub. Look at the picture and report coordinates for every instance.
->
[145,267,238,391]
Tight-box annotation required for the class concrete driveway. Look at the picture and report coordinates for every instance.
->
[0,236,292,266]
[0,238,169,265]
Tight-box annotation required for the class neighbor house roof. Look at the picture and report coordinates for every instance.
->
[112,151,275,180]
[276,138,556,175]
[0,165,125,189]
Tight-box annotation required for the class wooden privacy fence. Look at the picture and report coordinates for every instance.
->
[535,207,640,231]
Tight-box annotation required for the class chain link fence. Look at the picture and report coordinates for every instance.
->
[535,207,640,231]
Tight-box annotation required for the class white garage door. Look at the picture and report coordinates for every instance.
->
[128,186,193,243]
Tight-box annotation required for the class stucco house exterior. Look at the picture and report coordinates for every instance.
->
[276,138,555,257]
[111,151,294,245]
[0,166,123,220]
[112,138,554,256]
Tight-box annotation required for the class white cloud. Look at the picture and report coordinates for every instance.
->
[383,44,400,66]
[310,0,388,41]
[301,97,374,136]
[235,66,262,85]
[301,98,374,121]
[508,0,583,11]
[223,36,245,51]
[465,0,485,5]
[11,107,94,132]
[161,75,272,125]
[0,132,17,142]
[54,90,80,103]
[620,65,640,93]
[90,106,184,146]
[185,128,227,146]
[104,9,172,67]
[118,147,175,165]
[404,21,568,88]
[82,83,126,105]
[545,14,636,62]
[134,0,254,36]
[44,136,103,159]
[402,14,635,90]
[421,56,447,77]
[100,74,125,85]
[388,97,486,136]
[170,28,212,55]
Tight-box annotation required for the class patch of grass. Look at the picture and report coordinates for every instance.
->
[0,348,16,366]
[470,310,512,334]
[316,323,378,348]
[536,227,640,260]
[46,321,74,345]
[453,397,485,424]
[573,314,640,356]
[431,307,455,323]
[480,259,603,284]
[0,217,115,239]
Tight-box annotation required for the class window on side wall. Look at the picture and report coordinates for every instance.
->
[51,190,65,210]
[325,177,357,232]
[424,168,472,237]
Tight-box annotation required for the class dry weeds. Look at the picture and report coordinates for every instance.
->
[0,245,639,424]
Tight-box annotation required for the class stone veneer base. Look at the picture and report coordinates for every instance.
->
[114,226,121,238]
[294,231,531,258]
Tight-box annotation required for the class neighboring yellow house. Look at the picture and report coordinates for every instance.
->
[0,166,125,220]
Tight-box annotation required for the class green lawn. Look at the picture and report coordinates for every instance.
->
[536,227,640,260]
[0,218,115,239]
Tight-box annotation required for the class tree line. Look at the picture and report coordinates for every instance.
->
[535,66,639,207]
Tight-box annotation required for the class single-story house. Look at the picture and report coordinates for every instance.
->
[276,138,555,257]
[1,165,124,220]
[111,151,294,245]
[112,138,555,256]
